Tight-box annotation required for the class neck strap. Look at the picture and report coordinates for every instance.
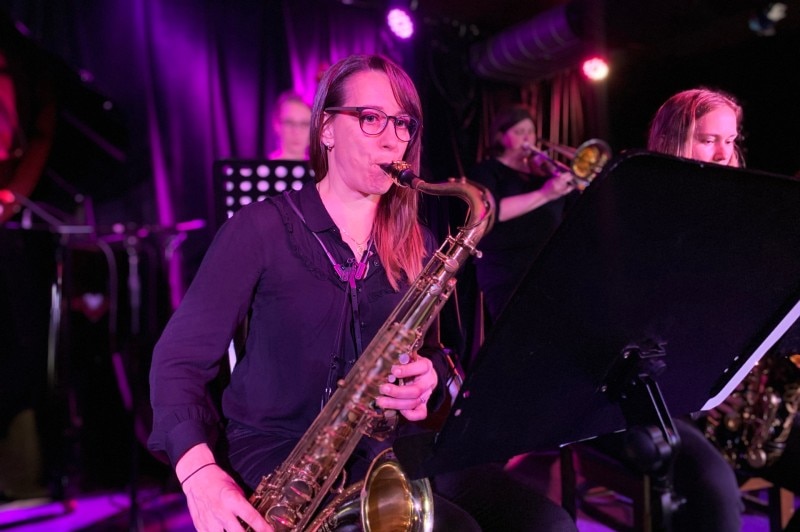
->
[283,191,371,407]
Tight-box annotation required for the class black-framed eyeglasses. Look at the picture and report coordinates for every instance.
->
[325,106,419,142]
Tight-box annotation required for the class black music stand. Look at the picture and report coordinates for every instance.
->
[395,151,800,483]
[211,159,314,229]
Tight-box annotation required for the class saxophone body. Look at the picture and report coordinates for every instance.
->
[247,162,495,531]
[703,351,800,471]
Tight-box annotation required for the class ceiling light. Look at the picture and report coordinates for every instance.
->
[387,7,414,39]
[582,57,609,81]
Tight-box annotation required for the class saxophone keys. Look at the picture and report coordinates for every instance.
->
[443,257,459,272]
[266,504,300,529]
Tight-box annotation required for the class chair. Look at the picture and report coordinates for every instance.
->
[561,444,797,532]
[739,476,796,532]
[560,443,656,532]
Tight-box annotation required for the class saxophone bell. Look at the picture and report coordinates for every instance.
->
[305,448,434,532]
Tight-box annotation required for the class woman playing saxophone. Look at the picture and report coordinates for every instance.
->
[147,54,477,532]
[148,53,577,532]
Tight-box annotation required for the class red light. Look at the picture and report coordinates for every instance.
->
[582,57,609,81]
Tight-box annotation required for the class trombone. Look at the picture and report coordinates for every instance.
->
[524,138,612,191]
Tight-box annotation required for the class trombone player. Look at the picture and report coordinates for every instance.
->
[468,104,588,324]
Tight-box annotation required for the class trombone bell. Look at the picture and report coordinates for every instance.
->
[571,139,612,188]
[541,138,612,191]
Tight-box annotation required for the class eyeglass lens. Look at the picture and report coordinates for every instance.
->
[358,108,416,141]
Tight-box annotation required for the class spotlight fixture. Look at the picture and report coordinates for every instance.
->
[387,7,414,39]
[581,56,609,81]
[749,2,788,36]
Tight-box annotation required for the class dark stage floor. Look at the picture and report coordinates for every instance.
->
[0,482,790,531]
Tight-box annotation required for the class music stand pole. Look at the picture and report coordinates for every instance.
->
[603,341,684,530]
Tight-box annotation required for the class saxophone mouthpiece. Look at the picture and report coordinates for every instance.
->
[380,161,420,189]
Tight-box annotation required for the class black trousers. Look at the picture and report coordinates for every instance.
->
[432,461,578,532]
[590,417,744,531]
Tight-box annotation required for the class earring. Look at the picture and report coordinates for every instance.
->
[324,142,333,151]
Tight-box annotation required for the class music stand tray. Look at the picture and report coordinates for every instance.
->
[397,150,800,478]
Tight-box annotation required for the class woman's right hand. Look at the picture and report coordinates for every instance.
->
[177,445,273,532]
[539,170,575,200]
[497,169,576,222]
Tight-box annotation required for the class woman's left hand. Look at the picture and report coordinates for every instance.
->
[375,353,437,421]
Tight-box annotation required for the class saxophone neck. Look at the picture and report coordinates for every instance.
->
[380,161,496,237]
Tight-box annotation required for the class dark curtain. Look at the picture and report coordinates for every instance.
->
[0,0,497,363]
[0,0,395,301]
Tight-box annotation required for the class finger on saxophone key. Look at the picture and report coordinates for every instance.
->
[387,352,411,383]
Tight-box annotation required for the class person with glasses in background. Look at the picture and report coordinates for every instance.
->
[148,54,576,532]
[267,90,311,161]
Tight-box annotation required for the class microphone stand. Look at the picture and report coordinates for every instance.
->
[97,219,204,531]
[0,189,94,236]
[0,191,95,526]
[5,190,207,529]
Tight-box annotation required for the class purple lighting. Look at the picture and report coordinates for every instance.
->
[387,8,414,39]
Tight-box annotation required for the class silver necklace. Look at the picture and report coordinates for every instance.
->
[339,226,372,256]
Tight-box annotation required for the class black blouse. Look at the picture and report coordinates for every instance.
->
[148,183,450,469]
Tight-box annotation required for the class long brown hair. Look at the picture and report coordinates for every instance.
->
[309,54,425,290]
[647,87,744,166]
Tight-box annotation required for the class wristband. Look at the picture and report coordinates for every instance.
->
[179,462,216,487]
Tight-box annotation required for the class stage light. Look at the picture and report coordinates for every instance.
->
[749,2,787,36]
[581,56,609,81]
[387,7,414,39]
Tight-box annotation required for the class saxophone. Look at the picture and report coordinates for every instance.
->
[246,162,495,532]
[702,350,800,471]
